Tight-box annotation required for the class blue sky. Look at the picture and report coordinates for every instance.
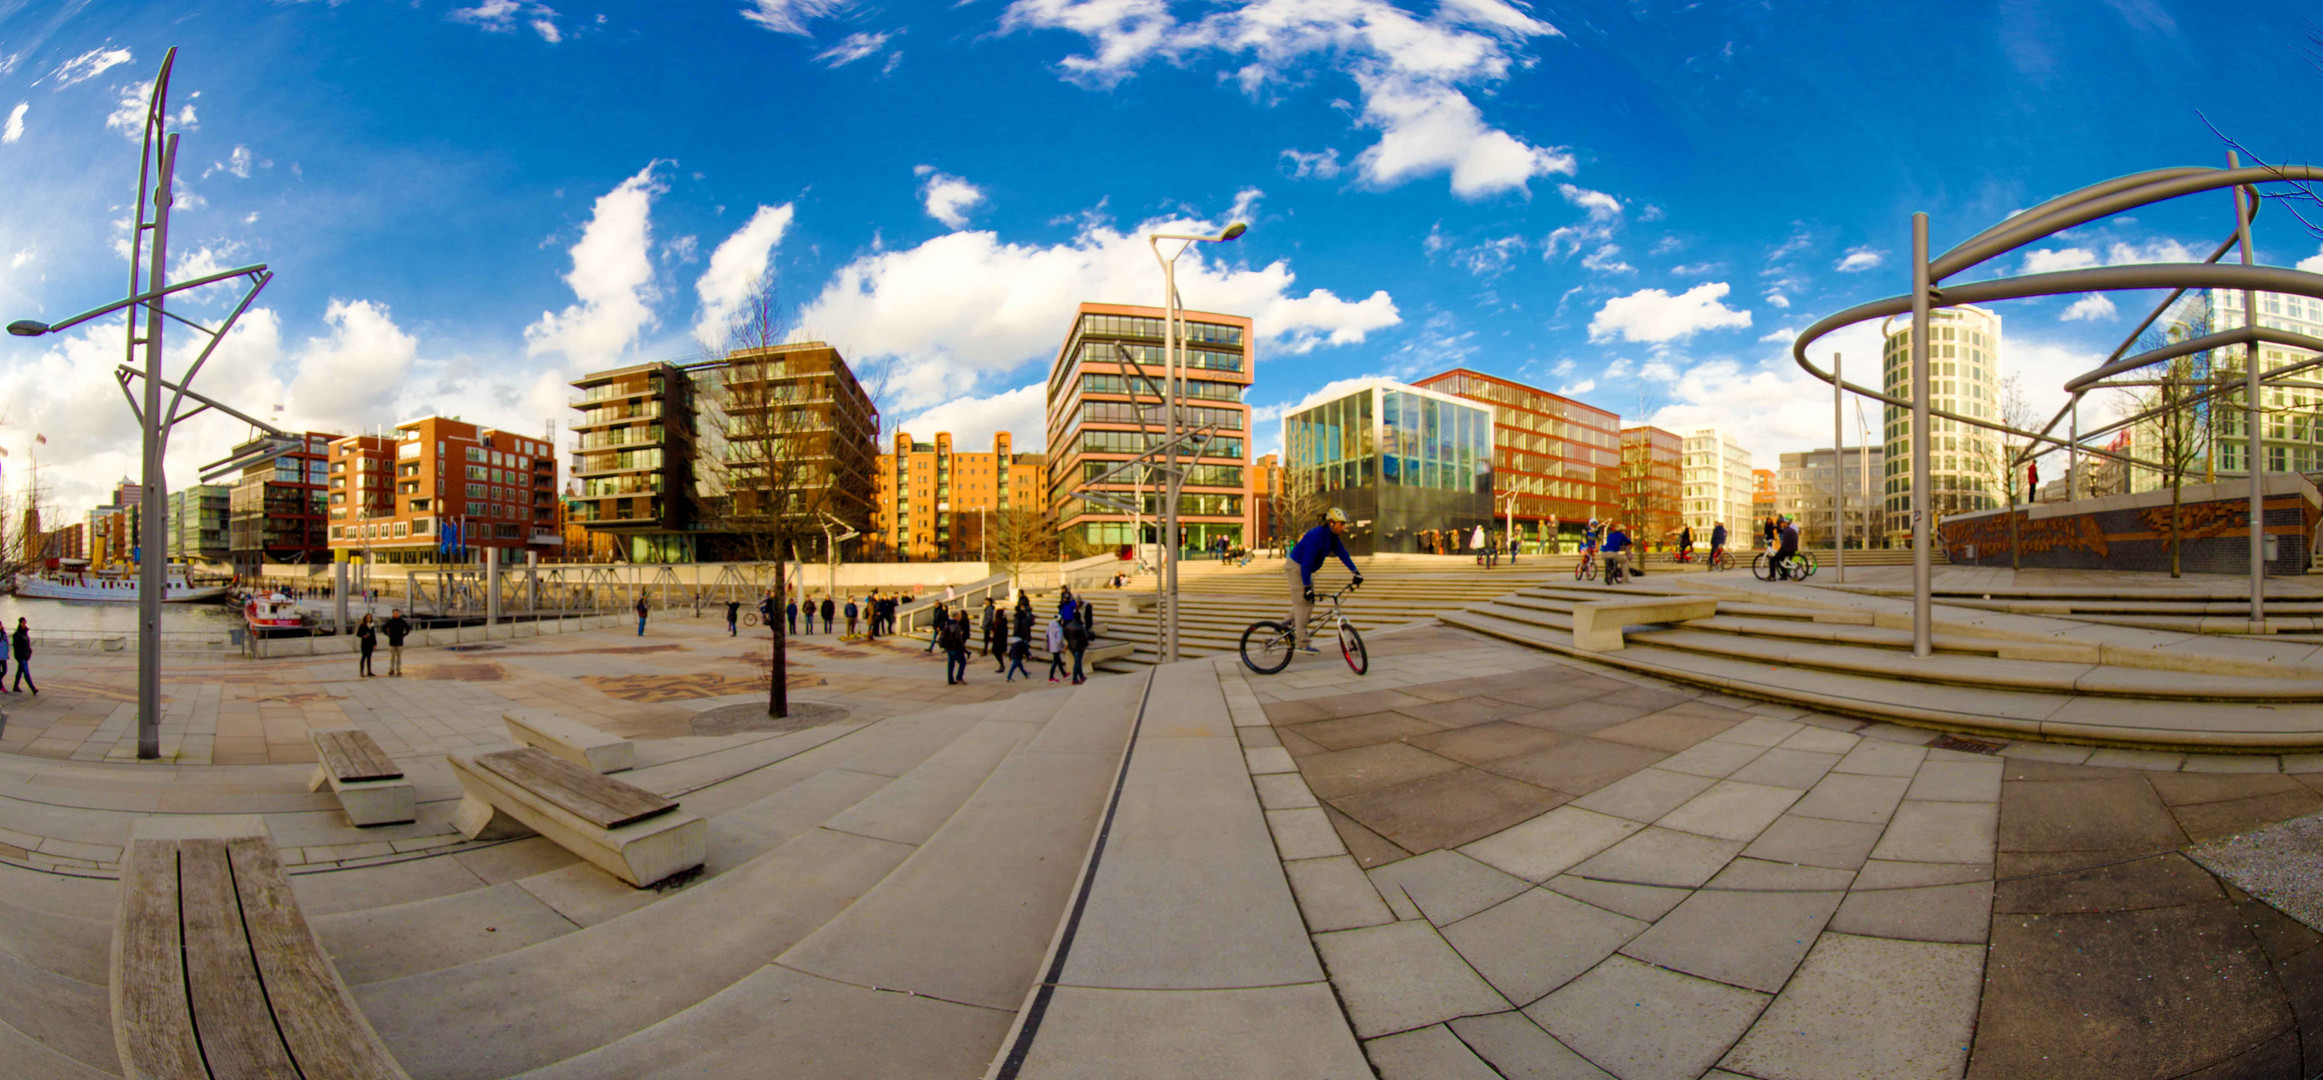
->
[1,0,2319,512]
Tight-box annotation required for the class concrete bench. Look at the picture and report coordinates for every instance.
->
[114,816,411,1080]
[449,747,704,887]
[307,728,416,827]
[503,709,635,773]
[1571,595,1719,652]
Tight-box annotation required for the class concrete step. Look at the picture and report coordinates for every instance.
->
[510,676,1147,1079]
[1441,608,2323,751]
[0,864,116,1077]
[348,695,1072,1079]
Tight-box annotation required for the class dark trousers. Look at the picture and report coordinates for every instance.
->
[1070,646,1086,682]
[9,658,30,693]
[359,647,375,676]
[1047,652,1068,679]
[1007,652,1030,680]
[945,649,967,683]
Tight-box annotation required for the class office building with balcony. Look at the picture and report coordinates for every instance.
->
[1778,446,1885,549]
[872,431,1047,561]
[166,484,232,563]
[1283,379,1495,556]
[326,418,561,564]
[1044,303,1253,555]
[567,342,879,562]
[1618,426,1683,544]
[1682,426,1756,545]
[223,432,334,572]
[1881,303,2002,542]
[1413,369,1620,547]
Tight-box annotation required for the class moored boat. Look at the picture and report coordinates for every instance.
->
[242,592,311,634]
[14,566,232,603]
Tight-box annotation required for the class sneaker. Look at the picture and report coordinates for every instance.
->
[1300,645,1320,654]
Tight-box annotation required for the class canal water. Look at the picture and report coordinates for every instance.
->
[0,594,245,637]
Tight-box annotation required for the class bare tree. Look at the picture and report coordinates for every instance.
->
[1273,423,1331,549]
[704,276,838,719]
[987,504,1057,592]
[1986,375,2038,570]
[2117,355,2211,577]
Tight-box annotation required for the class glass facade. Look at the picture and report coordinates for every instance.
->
[1284,382,1494,555]
[1413,368,1621,546]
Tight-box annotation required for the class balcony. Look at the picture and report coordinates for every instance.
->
[528,532,565,546]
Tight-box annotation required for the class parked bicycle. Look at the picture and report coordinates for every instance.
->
[1241,582,1366,676]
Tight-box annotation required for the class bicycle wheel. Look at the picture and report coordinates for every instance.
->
[1573,556,1590,581]
[1338,622,1368,675]
[1752,552,1773,581]
[1800,552,1820,578]
[1241,620,1296,674]
[743,612,759,627]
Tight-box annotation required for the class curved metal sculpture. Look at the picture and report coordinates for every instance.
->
[1792,161,2323,655]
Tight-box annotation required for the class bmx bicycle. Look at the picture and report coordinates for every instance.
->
[1573,548,1597,581]
[1752,550,1819,581]
[1240,582,1366,676]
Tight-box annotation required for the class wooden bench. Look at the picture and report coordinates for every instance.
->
[306,729,416,827]
[503,709,635,773]
[448,747,704,888]
[114,816,410,1080]
[1570,596,1719,652]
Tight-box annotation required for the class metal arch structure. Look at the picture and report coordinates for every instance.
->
[1790,161,2323,657]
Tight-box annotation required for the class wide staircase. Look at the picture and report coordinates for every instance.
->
[1441,578,2323,752]
[0,676,1154,1079]
[1820,581,2323,640]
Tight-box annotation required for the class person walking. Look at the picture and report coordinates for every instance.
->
[1006,621,1032,681]
[356,614,378,677]
[758,591,777,634]
[1012,592,1035,653]
[1044,616,1068,682]
[634,596,649,637]
[982,598,1002,669]
[844,596,860,637]
[1076,585,1096,639]
[383,608,410,677]
[10,618,35,694]
[819,595,835,635]
[786,598,799,635]
[725,600,741,636]
[926,601,947,653]
[1063,610,1090,685]
[0,619,9,687]
[941,609,971,684]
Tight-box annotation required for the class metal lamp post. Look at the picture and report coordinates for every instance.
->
[1146,221,1246,665]
[9,48,277,759]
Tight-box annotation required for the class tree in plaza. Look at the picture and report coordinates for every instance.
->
[1977,374,2039,570]
[702,276,833,719]
[1273,420,1331,547]
[2117,353,2211,578]
[986,503,1058,593]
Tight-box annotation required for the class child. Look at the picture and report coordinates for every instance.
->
[1045,617,1068,682]
[1006,623,1033,681]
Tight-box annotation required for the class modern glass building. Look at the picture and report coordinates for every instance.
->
[1282,380,1494,555]
[1413,368,1621,547]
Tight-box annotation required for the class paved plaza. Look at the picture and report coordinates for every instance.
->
[0,592,2319,1078]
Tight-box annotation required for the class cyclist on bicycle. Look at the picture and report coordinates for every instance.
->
[1772,515,1801,580]
[1288,507,1362,653]
[1710,521,1728,569]
[1601,521,1635,583]
[1677,525,1694,563]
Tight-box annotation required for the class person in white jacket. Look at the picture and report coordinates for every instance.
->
[1044,617,1068,682]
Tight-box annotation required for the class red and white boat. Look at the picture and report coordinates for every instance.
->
[243,592,310,633]
[14,564,230,603]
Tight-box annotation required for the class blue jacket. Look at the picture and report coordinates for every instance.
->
[1602,528,1632,553]
[1710,525,1727,547]
[1289,524,1358,586]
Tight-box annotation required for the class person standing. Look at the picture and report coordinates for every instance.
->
[758,591,777,634]
[864,591,880,639]
[1063,611,1090,685]
[383,608,410,677]
[1044,616,1068,682]
[844,596,860,637]
[819,595,835,635]
[786,598,799,635]
[941,609,971,684]
[9,618,35,694]
[1012,592,1035,654]
[725,599,741,636]
[926,601,947,653]
[634,596,650,637]
[356,614,378,677]
[982,598,1002,668]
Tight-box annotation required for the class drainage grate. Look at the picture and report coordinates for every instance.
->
[1928,733,2006,755]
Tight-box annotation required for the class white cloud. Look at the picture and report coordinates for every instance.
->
[1558,378,1596,397]
[2301,246,2323,275]
[798,211,1399,413]
[2060,294,2116,322]
[1544,183,1622,258]
[534,17,563,43]
[49,47,132,89]
[9,246,32,269]
[915,167,986,230]
[1764,291,1790,309]
[286,300,420,432]
[2102,238,2202,265]
[692,202,796,348]
[816,31,892,66]
[203,144,260,179]
[893,384,1049,451]
[1590,282,1751,343]
[1758,326,1798,342]
[2020,246,2098,274]
[741,0,844,35]
[1765,228,1813,262]
[1833,246,1883,273]
[103,85,196,142]
[1228,186,1263,226]
[451,0,561,39]
[525,163,666,371]
[2,102,24,144]
[1007,0,1570,198]
[1451,234,1526,277]
[1280,147,1343,180]
[1581,244,1634,275]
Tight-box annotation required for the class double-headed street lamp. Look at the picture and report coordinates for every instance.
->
[1146,221,1245,664]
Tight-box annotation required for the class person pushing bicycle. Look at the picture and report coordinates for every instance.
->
[1288,508,1363,653]
[1710,521,1728,569]
[1772,515,1801,580]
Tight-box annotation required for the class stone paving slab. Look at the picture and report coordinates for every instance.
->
[2185,808,2323,931]
[1016,984,1372,1080]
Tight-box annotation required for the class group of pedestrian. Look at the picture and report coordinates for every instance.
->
[352,609,411,677]
[933,586,1097,686]
[0,618,37,694]
[783,595,841,635]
